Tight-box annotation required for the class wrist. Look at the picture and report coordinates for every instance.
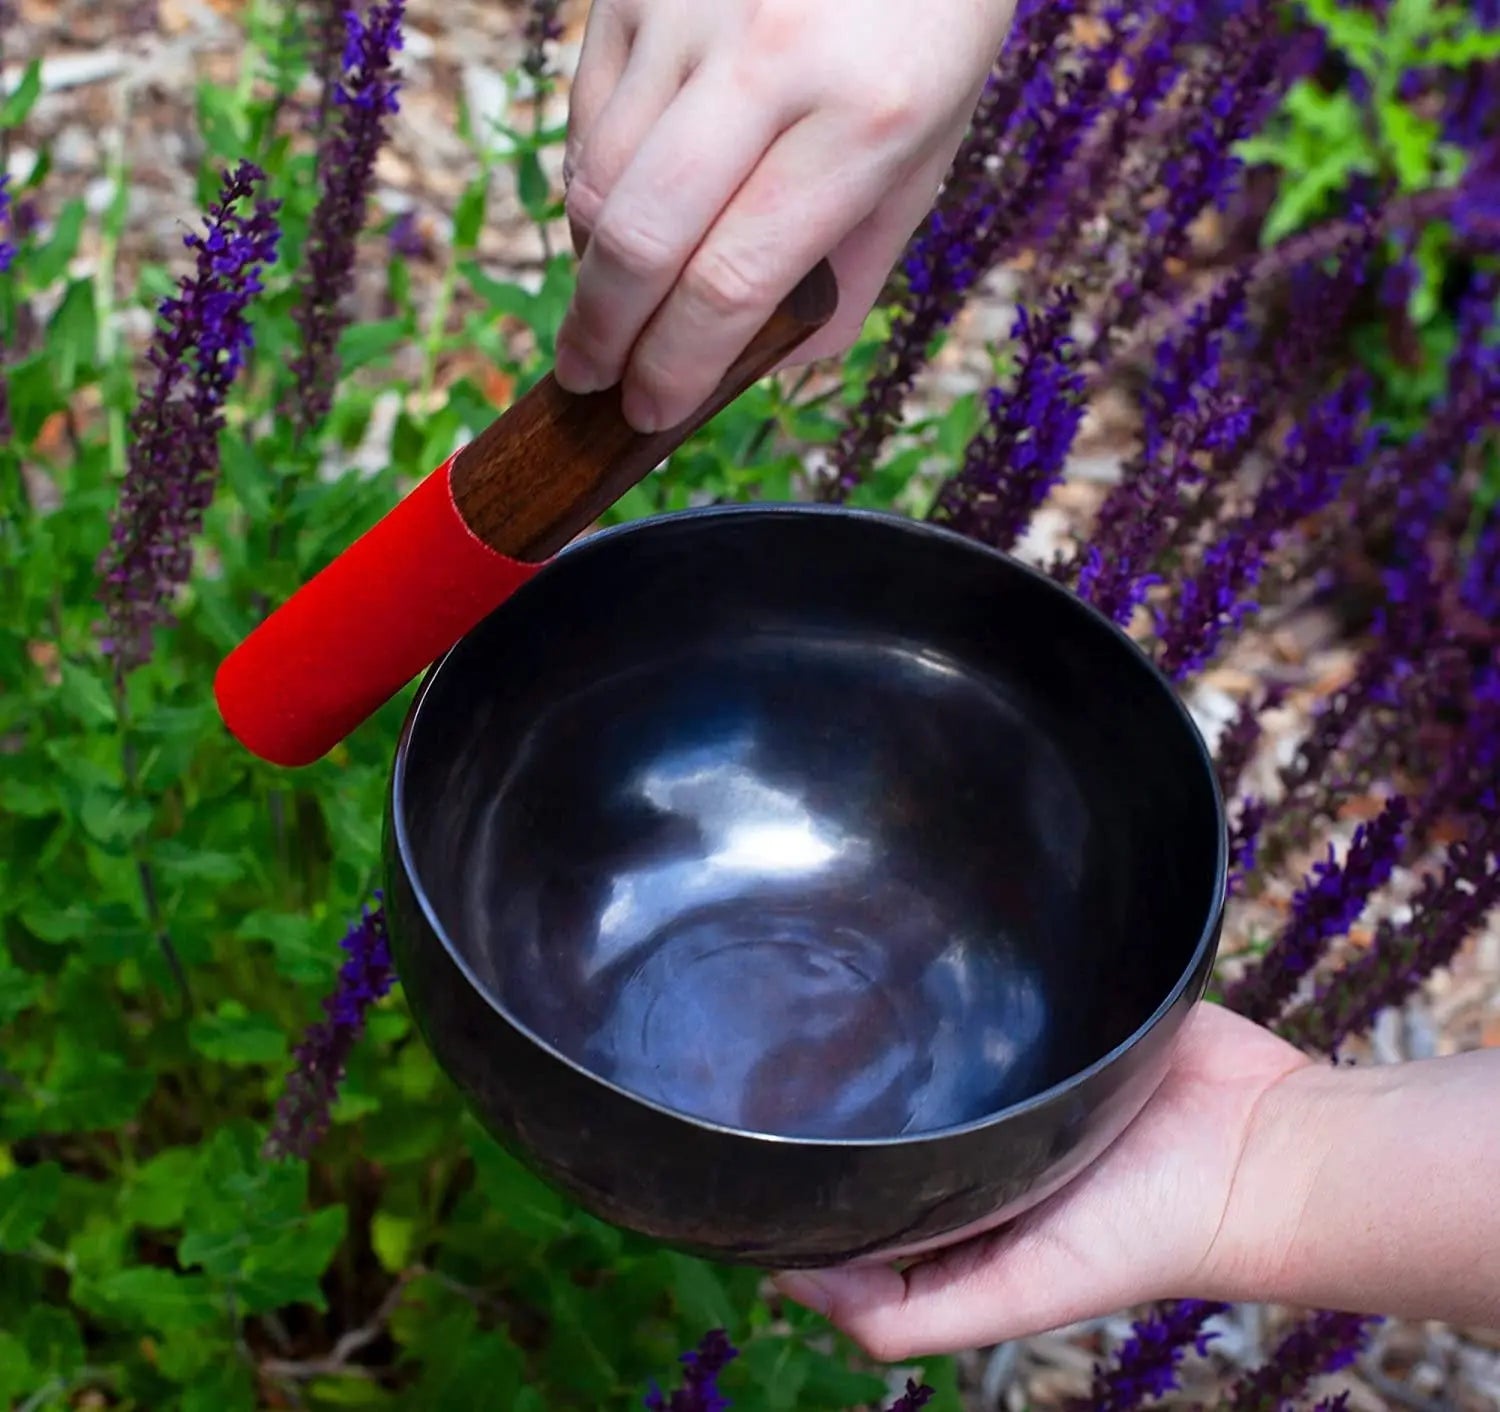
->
[1200,1049,1500,1328]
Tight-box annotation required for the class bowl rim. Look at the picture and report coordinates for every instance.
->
[389,501,1228,1150]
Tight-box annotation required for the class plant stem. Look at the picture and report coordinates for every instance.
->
[113,671,191,1013]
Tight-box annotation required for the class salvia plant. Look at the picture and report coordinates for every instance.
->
[1,0,1498,1407]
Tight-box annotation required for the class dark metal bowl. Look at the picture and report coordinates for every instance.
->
[385,505,1225,1268]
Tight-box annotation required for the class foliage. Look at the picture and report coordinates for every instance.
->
[1,0,1497,1410]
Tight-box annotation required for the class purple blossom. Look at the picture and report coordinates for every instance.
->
[1106,4,1286,334]
[1215,686,1283,800]
[307,0,348,104]
[644,1329,739,1412]
[929,289,1086,550]
[1037,0,1198,267]
[1088,1299,1230,1411]
[96,161,281,669]
[0,174,15,274]
[1155,376,1374,679]
[1274,214,1378,394]
[885,1380,935,1412]
[1141,273,1251,464]
[1224,795,1409,1026]
[387,208,425,259]
[1077,374,1255,625]
[1409,665,1500,844]
[265,902,395,1159]
[290,0,406,436]
[1281,816,1500,1054]
[1227,796,1268,896]
[1461,513,1500,621]
[522,0,564,80]
[1452,139,1500,248]
[1071,275,1257,605]
[1227,1310,1381,1410]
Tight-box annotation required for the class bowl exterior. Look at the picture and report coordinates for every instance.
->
[385,804,1221,1268]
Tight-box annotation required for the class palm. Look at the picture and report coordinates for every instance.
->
[776,1004,1310,1359]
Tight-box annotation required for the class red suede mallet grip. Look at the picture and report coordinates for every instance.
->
[213,453,540,768]
[213,258,840,769]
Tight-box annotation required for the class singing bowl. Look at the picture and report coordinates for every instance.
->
[384,504,1226,1268]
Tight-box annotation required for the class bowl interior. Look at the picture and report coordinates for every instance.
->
[394,507,1223,1143]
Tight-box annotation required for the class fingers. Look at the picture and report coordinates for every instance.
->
[612,110,911,431]
[564,2,632,196]
[556,62,795,402]
[773,1213,1146,1362]
[563,21,685,257]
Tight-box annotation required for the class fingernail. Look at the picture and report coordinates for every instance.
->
[555,339,605,395]
[621,383,662,435]
[772,1271,833,1316]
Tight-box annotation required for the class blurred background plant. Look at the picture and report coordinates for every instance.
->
[1,0,1496,1409]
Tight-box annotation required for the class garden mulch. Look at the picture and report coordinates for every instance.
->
[8,0,1498,1406]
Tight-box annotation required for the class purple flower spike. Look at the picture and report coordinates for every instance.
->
[264,902,395,1160]
[822,0,1082,498]
[1225,796,1408,1027]
[1155,375,1374,679]
[96,161,281,670]
[0,174,16,274]
[929,288,1086,551]
[1088,1299,1230,1411]
[1281,816,1500,1054]
[1227,796,1268,897]
[1227,1309,1381,1410]
[1106,3,1286,334]
[290,0,406,436]
[644,1329,739,1412]
[1215,686,1284,800]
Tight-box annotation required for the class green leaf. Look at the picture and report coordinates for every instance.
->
[236,908,330,984]
[121,1147,201,1228]
[338,318,410,373]
[1420,31,1500,64]
[178,1358,258,1412]
[667,1254,737,1331]
[188,1000,287,1065]
[235,1203,348,1312]
[516,150,551,218]
[29,200,87,288]
[56,660,117,727]
[0,1332,35,1406]
[89,1266,220,1332]
[20,1305,85,1381]
[1376,98,1438,189]
[46,279,100,392]
[371,1209,417,1273]
[37,1047,154,1134]
[453,173,490,251]
[0,1161,61,1251]
[0,59,42,128]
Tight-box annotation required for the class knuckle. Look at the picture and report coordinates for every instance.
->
[563,174,606,235]
[680,247,766,319]
[859,73,921,139]
[590,210,677,278]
